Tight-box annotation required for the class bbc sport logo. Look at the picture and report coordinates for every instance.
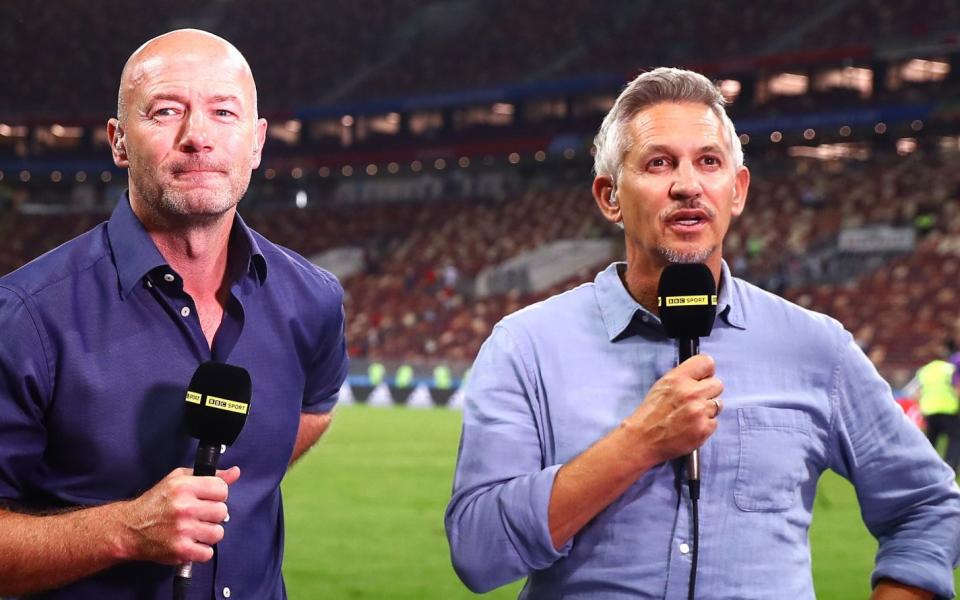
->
[662,295,718,307]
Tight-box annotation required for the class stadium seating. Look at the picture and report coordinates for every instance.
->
[2,147,957,387]
[3,1,960,392]
[4,0,959,116]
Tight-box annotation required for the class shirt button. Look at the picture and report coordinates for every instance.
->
[640,315,649,323]
[180,307,191,318]
[163,273,175,283]
[679,542,690,555]
[223,587,231,598]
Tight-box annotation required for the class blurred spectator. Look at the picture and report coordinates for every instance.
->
[911,340,960,469]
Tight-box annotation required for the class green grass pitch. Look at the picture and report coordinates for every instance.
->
[282,405,959,598]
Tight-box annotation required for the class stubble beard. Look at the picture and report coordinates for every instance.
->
[656,244,716,265]
[158,181,244,220]
[655,199,719,264]
[132,163,251,225]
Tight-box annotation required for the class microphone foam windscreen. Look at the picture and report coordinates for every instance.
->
[184,361,252,446]
[657,263,718,339]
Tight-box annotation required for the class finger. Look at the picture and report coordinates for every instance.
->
[697,398,720,419]
[182,476,230,502]
[691,376,724,400]
[675,354,716,380]
[701,416,719,441]
[191,522,226,547]
[191,500,229,524]
[177,540,215,564]
[684,406,719,447]
[165,467,193,480]
[216,465,241,486]
[711,397,723,418]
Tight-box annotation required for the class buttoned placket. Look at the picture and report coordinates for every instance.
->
[662,473,696,598]
[143,268,209,361]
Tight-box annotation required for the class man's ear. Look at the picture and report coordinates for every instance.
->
[252,118,268,168]
[107,118,129,168]
[731,165,750,217]
[592,175,621,225]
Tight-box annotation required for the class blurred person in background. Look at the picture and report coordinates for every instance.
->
[446,67,960,599]
[913,339,960,469]
[0,29,347,598]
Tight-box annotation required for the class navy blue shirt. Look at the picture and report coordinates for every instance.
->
[0,196,348,599]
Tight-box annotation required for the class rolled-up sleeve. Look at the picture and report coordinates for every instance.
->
[445,325,570,593]
[828,334,960,599]
[0,286,51,501]
[302,293,349,415]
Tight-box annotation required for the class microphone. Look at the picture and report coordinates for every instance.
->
[657,263,717,500]
[174,361,252,600]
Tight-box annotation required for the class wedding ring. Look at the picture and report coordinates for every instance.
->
[710,398,722,418]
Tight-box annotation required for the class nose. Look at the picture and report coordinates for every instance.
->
[177,110,214,153]
[669,161,702,201]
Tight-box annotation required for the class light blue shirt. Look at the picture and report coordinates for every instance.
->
[446,262,960,599]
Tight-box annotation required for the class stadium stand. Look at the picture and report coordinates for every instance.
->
[3,1,960,395]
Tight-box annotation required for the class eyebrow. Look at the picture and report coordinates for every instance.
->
[146,93,243,105]
[639,144,726,155]
[209,95,242,104]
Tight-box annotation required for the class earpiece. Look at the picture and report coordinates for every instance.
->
[114,137,124,152]
[609,189,618,206]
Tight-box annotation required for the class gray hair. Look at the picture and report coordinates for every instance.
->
[593,67,743,183]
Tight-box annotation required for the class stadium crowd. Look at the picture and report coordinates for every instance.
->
[2,147,958,387]
[4,0,960,116]
[3,0,960,390]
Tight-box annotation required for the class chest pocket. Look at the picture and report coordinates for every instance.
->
[734,406,813,512]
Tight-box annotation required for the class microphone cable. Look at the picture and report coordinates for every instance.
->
[656,263,716,600]
[687,478,700,600]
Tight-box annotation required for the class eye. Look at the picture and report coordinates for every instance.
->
[153,107,179,118]
[647,156,671,169]
[214,109,236,117]
[701,155,721,167]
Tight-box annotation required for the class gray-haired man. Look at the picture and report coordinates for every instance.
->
[446,67,960,599]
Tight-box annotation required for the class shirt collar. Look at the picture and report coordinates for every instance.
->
[107,193,267,298]
[595,262,646,342]
[717,259,745,330]
[108,195,167,298]
[231,211,268,285]
[595,259,746,342]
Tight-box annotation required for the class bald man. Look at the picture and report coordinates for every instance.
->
[0,30,348,598]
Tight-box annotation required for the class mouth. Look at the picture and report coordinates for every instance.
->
[171,169,226,184]
[665,209,711,230]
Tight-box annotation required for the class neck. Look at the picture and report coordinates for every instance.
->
[130,199,235,302]
[622,248,723,315]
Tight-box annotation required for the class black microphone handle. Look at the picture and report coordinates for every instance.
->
[679,338,701,495]
[174,444,223,600]
[678,338,699,363]
[193,443,222,477]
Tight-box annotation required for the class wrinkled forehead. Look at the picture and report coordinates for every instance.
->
[627,102,727,151]
[119,33,257,115]
[130,52,252,94]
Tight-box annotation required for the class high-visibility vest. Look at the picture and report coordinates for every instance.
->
[433,365,453,390]
[368,362,386,386]
[917,359,959,416]
[394,364,414,388]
